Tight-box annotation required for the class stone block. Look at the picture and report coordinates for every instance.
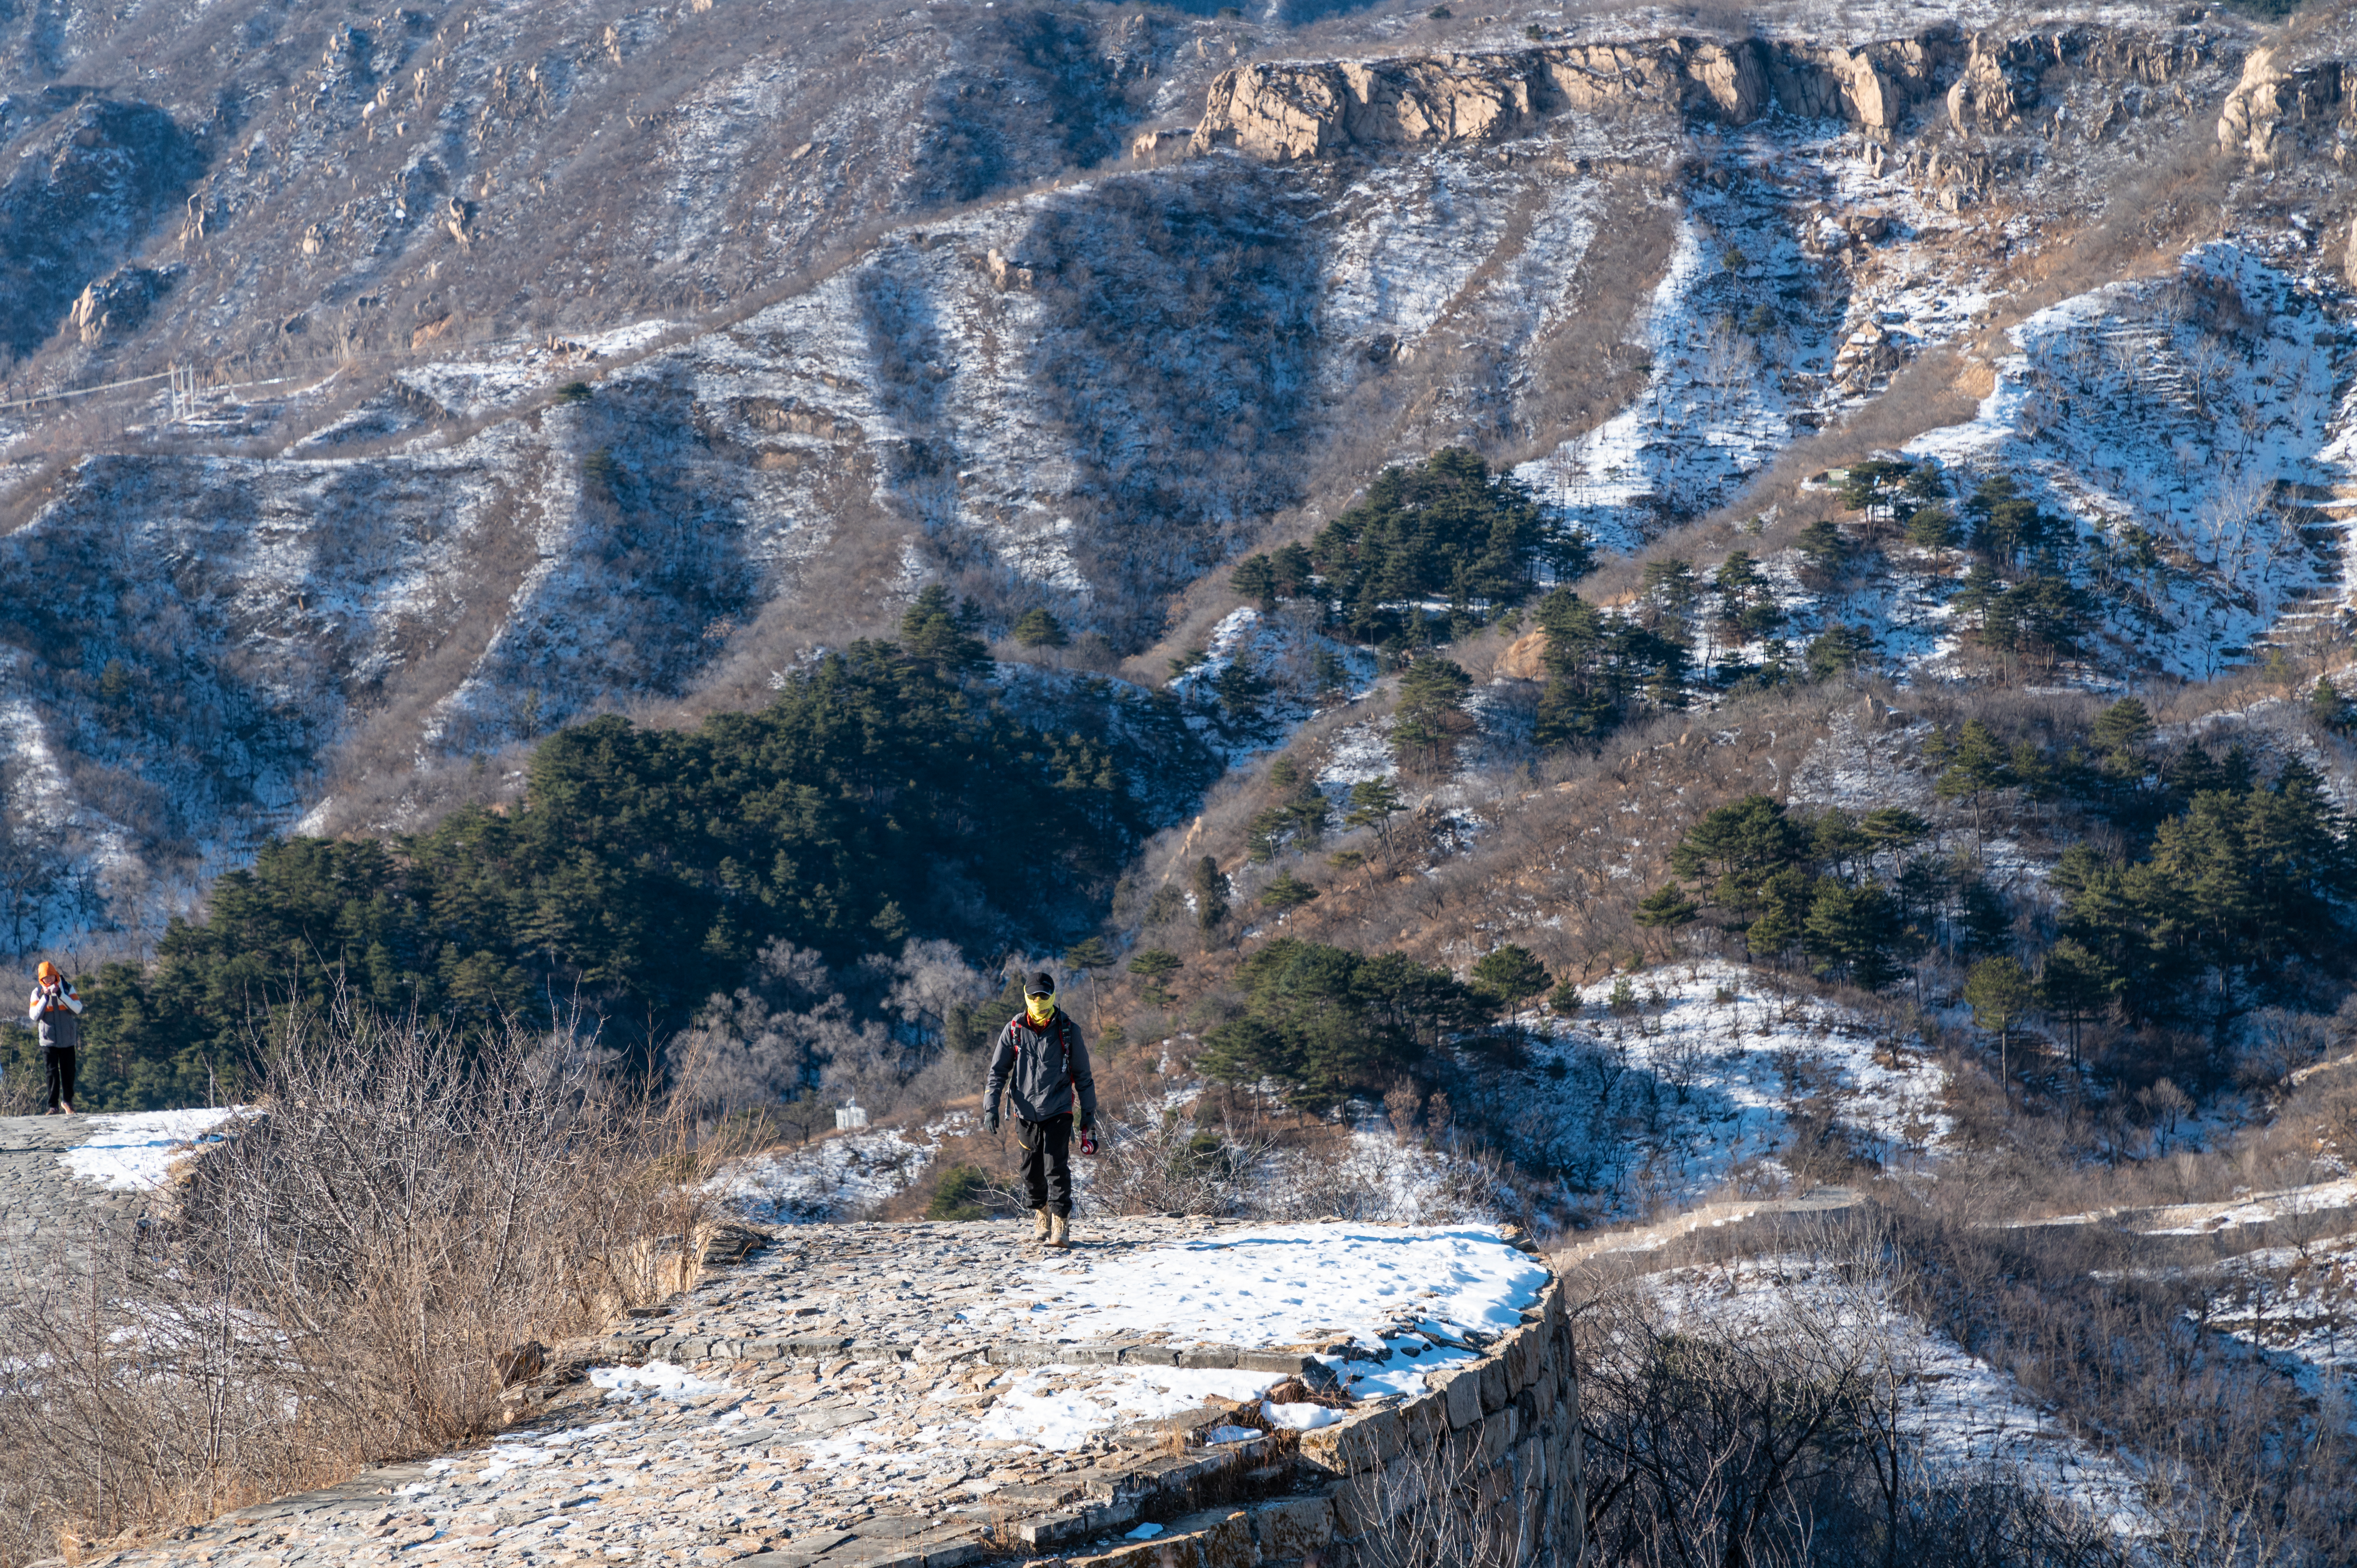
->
[1299,1406,1400,1476]
[1068,1509,1252,1568]
[1439,1367,1482,1429]
[1400,1390,1447,1449]
[1014,1509,1090,1549]
[1080,1499,1144,1534]
[1249,1494,1336,1560]
[1120,1344,1181,1365]
[1177,1345,1238,1369]
[1500,1325,1534,1392]
[1479,1357,1507,1413]
[1334,1453,1426,1536]
[1479,1409,1513,1467]
[1514,1435,1544,1490]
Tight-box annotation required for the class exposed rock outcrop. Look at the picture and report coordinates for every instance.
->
[1946,32,2039,131]
[1192,34,1966,161]
[1192,24,2244,163]
[69,263,181,346]
[1496,629,1548,682]
[2217,46,2353,168]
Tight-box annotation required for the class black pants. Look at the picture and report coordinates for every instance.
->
[44,1047,74,1112]
[1016,1114,1073,1218]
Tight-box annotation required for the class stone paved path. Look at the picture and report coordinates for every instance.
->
[0,1113,155,1306]
[77,1218,1571,1568]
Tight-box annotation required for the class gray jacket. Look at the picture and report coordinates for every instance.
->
[28,985,81,1052]
[984,1009,1097,1125]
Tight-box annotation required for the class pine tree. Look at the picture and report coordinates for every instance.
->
[1260,870,1320,912]
[1012,608,1069,648]
[1796,520,1850,578]
[1859,807,1930,854]
[1935,720,2010,837]
[1744,867,1815,964]
[2092,696,2155,776]
[1191,856,1230,934]
[1904,504,1960,549]
[1964,956,2035,1109]
[1345,778,1406,851]
[1126,948,1182,1008]
[2037,939,2111,1068]
[1671,793,1804,914]
[1471,945,1551,1026]
[1804,623,1873,682]
[2310,676,2352,733]
[1231,554,1281,611]
[1965,474,2054,566]
[1838,457,1915,524]
[1061,938,1114,1025]
[1641,557,1700,610]
[1803,880,1901,990]
[1392,657,1474,774]
[900,585,990,673]
[1633,884,1699,929]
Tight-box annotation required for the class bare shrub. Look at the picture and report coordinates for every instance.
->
[1090,1097,1274,1217]
[1580,1240,2134,1568]
[0,1000,710,1565]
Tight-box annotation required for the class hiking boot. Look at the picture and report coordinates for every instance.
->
[1032,1208,1051,1241]
[1048,1214,1070,1250]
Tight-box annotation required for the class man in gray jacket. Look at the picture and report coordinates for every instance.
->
[984,969,1097,1249]
[28,960,82,1115]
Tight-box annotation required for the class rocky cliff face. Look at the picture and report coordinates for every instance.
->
[1193,21,2246,168]
[2217,44,2356,167]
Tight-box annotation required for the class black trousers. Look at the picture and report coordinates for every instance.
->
[1016,1114,1073,1217]
[44,1047,74,1111]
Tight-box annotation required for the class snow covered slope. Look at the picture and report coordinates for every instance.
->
[2,1,2350,946]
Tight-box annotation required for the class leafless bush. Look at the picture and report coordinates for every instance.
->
[0,999,711,1565]
[1089,1097,1274,1217]
[1580,1245,2134,1568]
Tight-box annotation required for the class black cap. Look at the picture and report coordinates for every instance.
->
[1025,970,1056,996]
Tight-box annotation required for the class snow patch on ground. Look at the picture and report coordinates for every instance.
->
[1901,244,2357,682]
[974,1365,1288,1451]
[714,1126,948,1224]
[58,1108,243,1191]
[1516,959,1947,1220]
[986,1223,1548,1349]
[589,1361,736,1403]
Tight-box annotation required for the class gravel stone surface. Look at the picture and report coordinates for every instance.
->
[0,1114,157,1306]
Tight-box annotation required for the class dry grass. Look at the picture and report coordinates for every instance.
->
[0,1000,720,1567]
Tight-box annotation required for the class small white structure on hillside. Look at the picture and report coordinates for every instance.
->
[834,1099,868,1131]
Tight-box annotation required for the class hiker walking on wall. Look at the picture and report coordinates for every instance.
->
[27,960,82,1116]
[983,970,1096,1249]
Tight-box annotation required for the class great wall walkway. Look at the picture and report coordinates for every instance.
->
[67,1217,1580,1568]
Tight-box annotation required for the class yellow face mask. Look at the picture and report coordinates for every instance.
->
[1025,992,1056,1025]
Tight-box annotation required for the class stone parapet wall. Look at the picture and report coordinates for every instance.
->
[1040,1274,1583,1568]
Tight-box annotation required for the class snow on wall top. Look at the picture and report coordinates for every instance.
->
[988,1222,1549,1350]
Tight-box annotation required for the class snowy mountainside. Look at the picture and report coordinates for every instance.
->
[2,0,2354,948]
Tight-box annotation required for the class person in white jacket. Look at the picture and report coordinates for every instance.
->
[27,959,82,1115]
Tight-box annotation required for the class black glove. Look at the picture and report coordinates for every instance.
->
[1078,1112,1094,1134]
[985,1109,1000,1135]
